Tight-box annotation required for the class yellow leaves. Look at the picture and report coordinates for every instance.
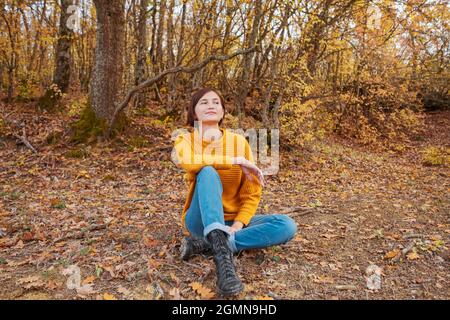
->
[103,293,117,300]
[189,282,215,299]
[147,258,162,270]
[75,170,90,179]
[406,250,420,260]
[310,274,334,284]
[429,235,442,242]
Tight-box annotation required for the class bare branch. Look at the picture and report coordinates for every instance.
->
[108,46,258,136]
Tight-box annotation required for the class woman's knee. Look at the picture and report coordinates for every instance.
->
[273,214,297,241]
[196,166,219,181]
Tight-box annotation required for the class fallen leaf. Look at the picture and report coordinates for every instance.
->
[103,293,117,300]
[311,275,334,284]
[189,282,215,299]
[82,276,96,285]
[117,286,131,297]
[143,234,161,247]
[384,249,400,259]
[17,275,45,289]
[22,231,34,242]
[14,240,24,249]
[407,251,420,260]
[77,284,96,296]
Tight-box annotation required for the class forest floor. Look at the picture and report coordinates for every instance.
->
[0,100,448,300]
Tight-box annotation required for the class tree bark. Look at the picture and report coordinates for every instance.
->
[155,0,166,74]
[90,0,125,125]
[235,0,262,125]
[166,0,176,113]
[134,0,149,109]
[53,0,74,93]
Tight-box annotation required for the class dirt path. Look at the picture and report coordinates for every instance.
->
[0,106,448,300]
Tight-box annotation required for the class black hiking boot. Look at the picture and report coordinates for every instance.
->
[180,236,212,261]
[206,229,244,296]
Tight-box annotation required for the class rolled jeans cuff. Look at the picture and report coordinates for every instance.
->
[203,222,238,253]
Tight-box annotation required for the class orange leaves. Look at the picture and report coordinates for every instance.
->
[147,258,162,278]
[82,276,96,285]
[142,233,161,248]
[21,231,34,242]
[189,282,215,299]
[384,249,400,260]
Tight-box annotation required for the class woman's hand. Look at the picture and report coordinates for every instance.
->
[228,221,244,234]
[233,156,265,187]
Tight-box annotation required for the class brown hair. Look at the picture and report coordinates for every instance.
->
[186,88,226,127]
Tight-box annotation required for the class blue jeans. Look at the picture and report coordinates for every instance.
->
[185,166,297,253]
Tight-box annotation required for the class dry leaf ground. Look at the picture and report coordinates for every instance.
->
[0,102,448,300]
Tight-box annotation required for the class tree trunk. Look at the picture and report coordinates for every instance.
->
[134,0,149,109]
[53,0,74,93]
[155,0,166,74]
[166,0,176,113]
[262,3,289,128]
[235,0,262,125]
[90,0,126,127]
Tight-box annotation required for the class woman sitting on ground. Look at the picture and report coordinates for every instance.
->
[172,87,297,297]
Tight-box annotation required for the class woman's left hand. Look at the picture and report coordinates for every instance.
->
[233,156,265,187]
[229,221,244,234]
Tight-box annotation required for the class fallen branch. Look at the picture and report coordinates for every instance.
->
[282,206,338,218]
[393,241,415,262]
[14,127,37,153]
[108,46,258,136]
[52,224,107,244]
[288,209,316,218]
[403,233,423,239]
[335,284,357,291]
[1,112,38,153]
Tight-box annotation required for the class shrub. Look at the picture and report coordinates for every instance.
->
[422,146,450,167]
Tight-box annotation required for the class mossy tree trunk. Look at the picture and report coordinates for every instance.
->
[90,0,126,133]
[54,0,73,93]
[38,0,73,110]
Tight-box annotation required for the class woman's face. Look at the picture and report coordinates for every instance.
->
[194,91,224,125]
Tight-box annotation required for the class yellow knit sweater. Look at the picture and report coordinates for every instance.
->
[173,128,262,228]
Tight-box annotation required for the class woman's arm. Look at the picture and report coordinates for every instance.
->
[234,138,263,226]
[173,134,235,174]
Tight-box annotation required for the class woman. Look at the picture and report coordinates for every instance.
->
[173,88,297,297]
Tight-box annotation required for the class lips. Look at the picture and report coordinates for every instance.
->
[205,112,217,115]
